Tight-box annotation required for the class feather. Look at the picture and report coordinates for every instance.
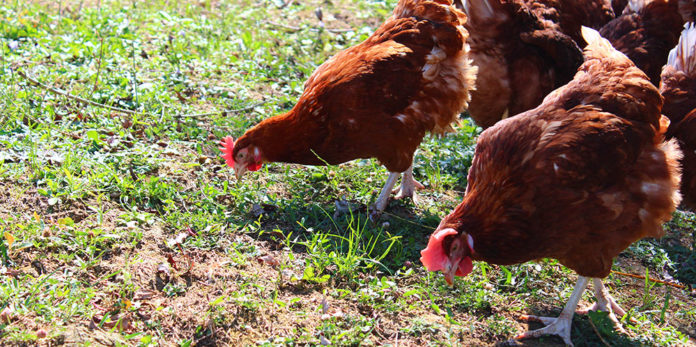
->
[624,0,653,13]
[667,22,696,77]
[582,26,629,62]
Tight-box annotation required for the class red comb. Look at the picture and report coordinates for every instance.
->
[420,228,458,272]
[219,136,235,167]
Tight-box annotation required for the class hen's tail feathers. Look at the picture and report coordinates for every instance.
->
[392,0,468,26]
[581,26,629,62]
[219,136,236,167]
[667,22,696,77]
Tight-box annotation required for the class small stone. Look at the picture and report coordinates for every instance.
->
[36,328,47,339]
[0,307,12,323]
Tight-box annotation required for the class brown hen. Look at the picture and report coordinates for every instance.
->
[220,0,477,217]
[599,0,692,86]
[661,23,696,208]
[421,27,681,345]
[459,0,613,128]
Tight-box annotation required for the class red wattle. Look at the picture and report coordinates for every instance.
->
[248,162,263,171]
[455,257,473,277]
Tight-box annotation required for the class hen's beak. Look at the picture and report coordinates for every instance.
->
[443,257,460,286]
[234,163,248,180]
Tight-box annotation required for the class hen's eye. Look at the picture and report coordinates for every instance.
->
[238,153,245,159]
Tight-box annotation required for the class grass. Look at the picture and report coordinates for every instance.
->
[0,0,695,345]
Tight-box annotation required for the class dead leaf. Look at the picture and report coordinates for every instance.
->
[168,234,187,247]
[320,333,331,345]
[93,314,132,331]
[0,268,20,277]
[321,297,329,314]
[257,255,279,266]
[4,232,14,248]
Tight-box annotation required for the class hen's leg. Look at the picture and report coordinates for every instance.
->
[370,172,400,220]
[576,278,628,331]
[393,165,425,200]
[516,276,589,346]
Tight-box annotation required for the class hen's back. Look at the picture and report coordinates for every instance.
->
[599,0,687,85]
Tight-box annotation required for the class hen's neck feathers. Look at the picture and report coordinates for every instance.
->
[667,23,696,77]
[239,109,323,165]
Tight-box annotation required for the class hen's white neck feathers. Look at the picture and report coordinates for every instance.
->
[625,0,654,13]
[667,23,696,76]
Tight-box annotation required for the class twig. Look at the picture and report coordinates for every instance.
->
[17,69,139,115]
[177,243,193,274]
[610,270,686,290]
[92,35,105,93]
[276,0,294,9]
[173,102,265,118]
[587,315,612,347]
[16,69,265,118]
[263,20,354,33]
[381,211,435,230]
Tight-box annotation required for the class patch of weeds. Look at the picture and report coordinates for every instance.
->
[161,283,186,297]
[401,318,442,337]
[292,211,399,285]
[416,118,480,190]
[626,240,674,273]
[320,314,376,344]
[482,314,516,339]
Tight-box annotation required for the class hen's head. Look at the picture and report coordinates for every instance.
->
[219,136,264,179]
[420,228,475,285]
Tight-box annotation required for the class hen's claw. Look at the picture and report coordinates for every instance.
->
[516,314,574,346]
[519,314,557,326]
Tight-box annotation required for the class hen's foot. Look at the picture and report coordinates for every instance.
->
[393,165,424,200]
[393,178,424,200]
[517,314,574,346]
[514,276,590,347]
[576,278,632,330]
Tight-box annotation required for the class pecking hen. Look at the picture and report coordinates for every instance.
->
[661,23,696,208]
[457,0,613,128]
[421,27,681,345]
[219,0,477,217]
[599,0,693,86]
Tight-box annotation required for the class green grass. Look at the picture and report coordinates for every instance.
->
[0,0,695,345]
